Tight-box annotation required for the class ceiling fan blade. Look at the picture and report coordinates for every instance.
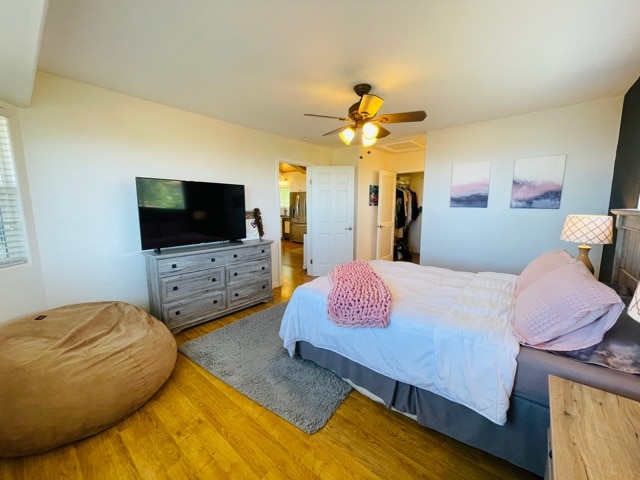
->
[304,113,349,122]
[376,125,391,138]
[358,94,384,118]
[322,125,350,136]
[375,110,427,124]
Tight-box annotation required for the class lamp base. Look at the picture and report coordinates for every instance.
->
[576,244,594,274]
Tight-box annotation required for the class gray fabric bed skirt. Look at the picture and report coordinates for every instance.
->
[296,341,549,477]
[296,310,640,477]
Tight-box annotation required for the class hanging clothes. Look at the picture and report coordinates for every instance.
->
[395,185,419,238]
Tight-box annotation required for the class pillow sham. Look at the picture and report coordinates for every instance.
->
[515,249,576,297]
[514,261,624,351]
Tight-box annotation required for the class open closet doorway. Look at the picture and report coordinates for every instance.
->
[394,172,423,264]
[278,161,312,295]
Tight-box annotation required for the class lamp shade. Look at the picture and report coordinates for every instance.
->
[362,134,377,147]
[560,214,613,245]
[362,122,379,138]
[627,285,640,324]
[338,127,355,145]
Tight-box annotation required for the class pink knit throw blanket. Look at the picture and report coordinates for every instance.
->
[327,260,392,327]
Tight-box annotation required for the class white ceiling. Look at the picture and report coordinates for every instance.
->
[3,1,640,148]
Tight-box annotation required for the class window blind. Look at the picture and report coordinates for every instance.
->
[0,113,28,267]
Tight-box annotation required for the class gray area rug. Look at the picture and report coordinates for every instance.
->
[178,302,352,434]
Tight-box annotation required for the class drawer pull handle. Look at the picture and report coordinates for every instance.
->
[261,266,265,270]
[262,285,266,289]
[175,310,180,316]
[173,286,178,291]
[234,254,238,258]
[210,258,216,262]
[171,264,177,269]
[234,272,238,276]
[235,293,239,297]
[211,278,216,282]
[213,300,218,304]
[261,249,265,253]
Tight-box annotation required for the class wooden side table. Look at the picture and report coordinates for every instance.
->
[547,375,640,479]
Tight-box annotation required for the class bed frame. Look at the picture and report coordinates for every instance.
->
[295,211,640,477]
[610,209,640,290]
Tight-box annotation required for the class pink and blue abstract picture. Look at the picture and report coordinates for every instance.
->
[450,162,491,208]
[510,155,566,209]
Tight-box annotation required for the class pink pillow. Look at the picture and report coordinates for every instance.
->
[514,262,624,351]
[515,249,576,297]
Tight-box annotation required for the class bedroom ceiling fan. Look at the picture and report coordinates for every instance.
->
[304,83,427,146]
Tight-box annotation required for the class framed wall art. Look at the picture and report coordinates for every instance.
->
[510,154,566,209]
[369,185,379,206]
[450,161,491,208]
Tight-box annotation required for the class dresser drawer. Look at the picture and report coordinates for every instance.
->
[226,259,270,285]
[163,291,226,328]
[160,267,224,301]
[226,244,270,264]
[228,279,272,307]
[156,251,228,277]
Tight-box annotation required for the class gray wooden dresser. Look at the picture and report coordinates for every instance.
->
[143,239,273,333]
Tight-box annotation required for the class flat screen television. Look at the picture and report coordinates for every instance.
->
[135,177,246,251]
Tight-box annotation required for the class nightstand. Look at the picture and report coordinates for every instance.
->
[547,375,640,479]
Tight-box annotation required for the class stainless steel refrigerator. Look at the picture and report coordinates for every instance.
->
[289,191,307,243]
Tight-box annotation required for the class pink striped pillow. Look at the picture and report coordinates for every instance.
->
[514,261,624,351]
[515,249,576,297]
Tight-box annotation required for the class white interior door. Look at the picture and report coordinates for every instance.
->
[307,166,355,276]
[376,170,396,260]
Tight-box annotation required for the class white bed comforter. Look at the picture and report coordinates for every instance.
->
[279,260,520,425]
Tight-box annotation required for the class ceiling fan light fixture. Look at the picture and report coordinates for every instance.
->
[362,122,379,138]
[306,83,427,144]
[339,127,355,145]
[362,134,377,147]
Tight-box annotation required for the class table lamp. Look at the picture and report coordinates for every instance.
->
[560,214,613,274]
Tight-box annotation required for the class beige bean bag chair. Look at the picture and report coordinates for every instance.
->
[0,301,177,457]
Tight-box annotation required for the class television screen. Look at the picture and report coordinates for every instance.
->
[135,177,246,251]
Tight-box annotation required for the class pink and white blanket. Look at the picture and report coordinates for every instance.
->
[327,260,391,327]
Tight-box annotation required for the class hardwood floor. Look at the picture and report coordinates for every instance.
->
[0,242,539,479]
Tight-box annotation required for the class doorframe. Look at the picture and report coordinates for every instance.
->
[275,157,310,287]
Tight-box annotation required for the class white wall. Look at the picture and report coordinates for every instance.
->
[3,72,332,321]
[421,97,624,276]
[4,73,624,321]
[0,103,46,320]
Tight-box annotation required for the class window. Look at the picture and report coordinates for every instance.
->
[0,112,28,267]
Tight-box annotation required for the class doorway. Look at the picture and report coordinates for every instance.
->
[395,171,423,264]
[279,161,308,277]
